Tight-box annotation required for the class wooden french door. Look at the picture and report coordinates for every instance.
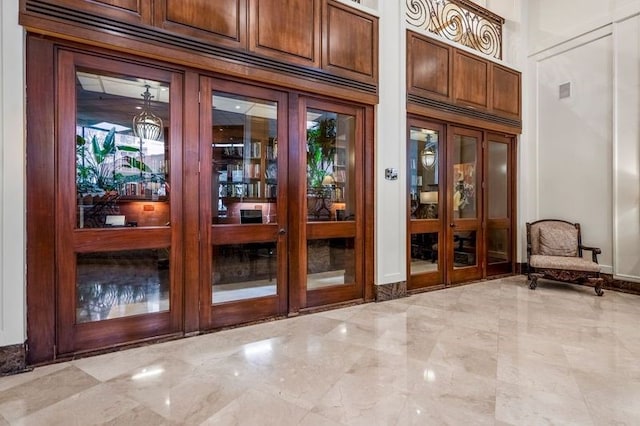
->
[199,78,289,328]
[408,121,516,289]
[56,50,184,354]
[407,119,446,290]
[448,126,484,283]
[297,97,366,308]
[485,133,516,276]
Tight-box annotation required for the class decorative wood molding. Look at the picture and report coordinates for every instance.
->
[408,94,522,131]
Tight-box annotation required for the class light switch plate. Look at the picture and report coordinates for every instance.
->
[385,168,398,180]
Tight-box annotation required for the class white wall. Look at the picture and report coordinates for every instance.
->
[375,0,407,285]
[527,1,640,279]
[535,32,613,272]
[0,0,26,347]
[529,0,639,54]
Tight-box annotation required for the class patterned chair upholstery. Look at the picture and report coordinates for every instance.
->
[526,219,604,296]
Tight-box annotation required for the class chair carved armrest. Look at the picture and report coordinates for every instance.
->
[580,245,601,263]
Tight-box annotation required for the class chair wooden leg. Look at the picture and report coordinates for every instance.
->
[589,277,604,296]
[528,273,542,290]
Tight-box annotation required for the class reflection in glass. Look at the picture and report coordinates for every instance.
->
[75,71,170,229]
[488,228,510,264]
[307,238,355,289]
[453,231,477,268]
[410,232,439,275]
[76,249,170,323]
[211,92,278,224]
[306,109,355,222]
[212,243,277,303]
[452,135,477,219]
[409,127,439,219]
[488,141,508,218]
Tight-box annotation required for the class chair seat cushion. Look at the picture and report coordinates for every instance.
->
[530,255,601,272]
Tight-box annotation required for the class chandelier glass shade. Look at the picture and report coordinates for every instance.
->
[133,85,163,141]
[420,143,436,169]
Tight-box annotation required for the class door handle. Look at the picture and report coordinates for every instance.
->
[278,228,286,235]
[449,223,456,228]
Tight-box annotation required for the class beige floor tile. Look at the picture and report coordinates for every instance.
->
[2,277,640,425]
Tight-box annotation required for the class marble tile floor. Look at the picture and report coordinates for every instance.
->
[2,275,640,425]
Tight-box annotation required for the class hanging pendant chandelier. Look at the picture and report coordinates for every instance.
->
[133,85,163,141]
[420,134,436,169]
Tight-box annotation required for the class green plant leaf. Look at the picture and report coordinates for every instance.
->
[122,155,152,172]
[116,145,141,152]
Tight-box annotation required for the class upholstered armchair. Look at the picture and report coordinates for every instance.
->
[526,219,604,296]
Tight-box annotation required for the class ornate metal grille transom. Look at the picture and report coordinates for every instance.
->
[406,0,504,59]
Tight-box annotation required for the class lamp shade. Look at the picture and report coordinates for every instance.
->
[420,191,438,204]
[321,174,335,186]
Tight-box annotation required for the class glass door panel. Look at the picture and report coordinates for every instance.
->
[210,92,279,305]
[407,120,445,290]
[76,74,170,229]
[303,99,364,307]
[201,79,288,329]
[486,135,514,275]
[57,51,183,355]
[306,109,356,223]
[76,249,170,323]
[448,127,483,282]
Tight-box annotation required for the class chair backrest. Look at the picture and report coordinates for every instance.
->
[527,220,581,257]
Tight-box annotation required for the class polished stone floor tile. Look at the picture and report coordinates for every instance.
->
[2,276,640,425]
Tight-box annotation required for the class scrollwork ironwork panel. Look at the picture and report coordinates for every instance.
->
[406,0,504,59]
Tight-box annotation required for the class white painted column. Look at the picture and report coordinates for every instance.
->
[613,14,640,282]
[0,0,26,347]
[375,0,407,286]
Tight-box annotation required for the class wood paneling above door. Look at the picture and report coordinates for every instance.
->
[406,30,521,132]
[323,1,378,81]
[27,0,153,25]
[249,0,321,66]
[155,0,246,49]
[492,65,521,118]
[95,0,138,11]
[407,34,450,100]
[453,51,489,109]
[21,0,379,101]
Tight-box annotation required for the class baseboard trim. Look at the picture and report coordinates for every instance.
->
[375,281,408,302]
[0,343,31,376]
[602,274,640,295]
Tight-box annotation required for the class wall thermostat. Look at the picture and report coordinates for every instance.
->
[385,168,398,180]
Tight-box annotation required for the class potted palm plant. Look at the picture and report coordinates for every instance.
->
[306,117,337,189]
[76,127,152,196]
